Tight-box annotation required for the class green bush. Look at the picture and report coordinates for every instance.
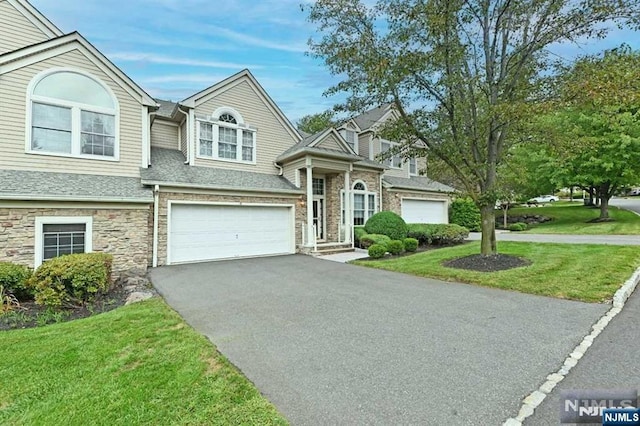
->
[368,244,387,259]
[508,222,528,232]
[364,211,408,240]
[406,223,469,245]
[360,234,392,249]
[450,198,481,232]
[27,253,113,308]
[387,240,404,255]
[354,226,367,247]
[403,237,419,252]
[0,262,33,301]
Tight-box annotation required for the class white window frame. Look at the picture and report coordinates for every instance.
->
[341,180,378,226]
[34,216,93,268]
[196,106,256,164]
[380,139,402,169]
[340,128,358,154]
[25,68,120,162]
[409,157,418,175]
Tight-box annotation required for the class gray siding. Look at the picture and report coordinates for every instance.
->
[0,1,50,54]
[193,80,298,174]
[358,133,370,159]
[0,49,144,177]
[151,120,179,150]
[315,133,343,151]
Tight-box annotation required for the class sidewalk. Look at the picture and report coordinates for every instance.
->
[467,232,640,245]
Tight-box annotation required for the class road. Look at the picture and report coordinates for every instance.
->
[610,196,640,215]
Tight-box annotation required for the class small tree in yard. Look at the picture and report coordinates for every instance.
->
[307,0,640,255]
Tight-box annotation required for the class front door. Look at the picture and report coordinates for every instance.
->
[312,177,325,241]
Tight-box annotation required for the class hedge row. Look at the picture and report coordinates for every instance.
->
[406,223,469,245]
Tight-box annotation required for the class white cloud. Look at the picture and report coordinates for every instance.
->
[214,27,308,53]
[107,52,262,69]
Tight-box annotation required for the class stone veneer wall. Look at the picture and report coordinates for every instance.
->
[0,206,151,275]
[155,192,303,266]
[382,189,450,219]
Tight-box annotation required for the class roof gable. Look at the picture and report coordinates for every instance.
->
[181,69,301,142]
[310,128,357,155]
[6,0,63,39]
[0,32,157,107]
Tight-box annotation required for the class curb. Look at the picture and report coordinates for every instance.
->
[503,265,640,425]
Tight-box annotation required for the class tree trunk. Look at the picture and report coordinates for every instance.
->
[569,186,574,202]
[480,205,497,256]
[599,196,610,219]
[503,204,509,229]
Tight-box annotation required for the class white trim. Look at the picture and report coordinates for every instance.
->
[188,109,196,165]
[0,201,148,209]
[25,68,121,162]
[142,106,149,168]
[8,0,63,38]
[0,34,156,106]
[0,194,151,203]
[195,118,257,165]
[211,106,244,124]
[34,216,93,268]
[166,200,295,265]
[352,179,368,191]
[152,185,159,268]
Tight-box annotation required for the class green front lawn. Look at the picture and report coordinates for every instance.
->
[353,242,640,302]
[506,203,640,234]
[0,299,286,425]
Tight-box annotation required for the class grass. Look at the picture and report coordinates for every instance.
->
[0,298,287,425]
[353,242,640,302]
[506,202,640,234]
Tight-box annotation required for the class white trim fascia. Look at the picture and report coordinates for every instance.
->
[0,201,149,209]
[8,0,63,38]
[156,187,301,198]
[181,70,301,143]
[0,194,153,203]
[188,109,196,165]
[34,215,93,268]
[141,180,304,195]
[0,33,157,106]
[142,106,150,168]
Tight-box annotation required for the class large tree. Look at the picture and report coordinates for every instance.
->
[297,110,337,134]
[307,0,640,255]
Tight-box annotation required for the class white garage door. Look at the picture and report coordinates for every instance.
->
[401,199,448,224]
[169,203,294,264]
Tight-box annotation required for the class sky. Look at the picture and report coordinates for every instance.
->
[31,0,640,124]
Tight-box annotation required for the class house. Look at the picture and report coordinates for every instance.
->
[0,0,454,275]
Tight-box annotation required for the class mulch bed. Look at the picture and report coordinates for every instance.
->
[443,254,531,272]
[1,277,155,331]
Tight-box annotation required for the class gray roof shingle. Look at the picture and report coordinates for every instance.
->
[142,148,302,193]
[352,104,392,131]
[383,176,456,193]
[0,169,153,202]
[155,99,177,118]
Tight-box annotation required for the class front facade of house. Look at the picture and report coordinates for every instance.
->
[0,0,454,276]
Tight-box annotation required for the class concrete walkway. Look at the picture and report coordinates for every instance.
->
[467,232,640,245]
[315,248,369,263]
[149,255,608,425]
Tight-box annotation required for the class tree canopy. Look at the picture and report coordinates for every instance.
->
[307,0,640,255]
[296,110,337,134]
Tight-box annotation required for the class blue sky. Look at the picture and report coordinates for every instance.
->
[31,0,640,124]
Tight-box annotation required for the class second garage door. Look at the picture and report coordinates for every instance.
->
[168,203,294,264]
[401,199,448,224]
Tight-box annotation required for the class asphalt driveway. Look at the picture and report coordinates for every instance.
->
[149,255,608,425]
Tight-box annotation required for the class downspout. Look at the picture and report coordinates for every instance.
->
[176,107,190,165]
[273,162,284,176]
[379,175,383,212]
[152,184,159,268]
[148,111,158,167]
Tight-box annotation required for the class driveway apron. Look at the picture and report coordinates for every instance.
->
[149,255,608,425]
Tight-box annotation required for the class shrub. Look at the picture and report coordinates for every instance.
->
[403,237,419,252]
[406,224,469,245]
[387,240,404,255]
[0,285,21,313]
[450,198,481,232]
[354,226,367,247]
[359,234,391,249]
[0,262,33,301]
[368,244,387,259]
[364,211,408,240]
[27,253,113,308]
[509,222,528,232]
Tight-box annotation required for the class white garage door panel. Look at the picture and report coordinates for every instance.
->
[401,199,448,224]
[170,204,293,264]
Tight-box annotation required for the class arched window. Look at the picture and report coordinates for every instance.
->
[28,70,118,158]
[353,182,366,191]
[197,106,256,163]
[342,180,378,226]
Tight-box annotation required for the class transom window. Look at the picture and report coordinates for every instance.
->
[380,140,402,169]
[341,181,378,226]
[28,70,118,159]
[312,178,324,195]
[197,108,256,163]
[35,217,93,267]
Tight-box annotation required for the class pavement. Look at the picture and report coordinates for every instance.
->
[467,232,640,245]
[524,288,640,425]
[149,255,608,425]
[610,197,640,215]
[315,248,369,263]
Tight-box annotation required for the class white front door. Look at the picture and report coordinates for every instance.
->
[312,177,326,241]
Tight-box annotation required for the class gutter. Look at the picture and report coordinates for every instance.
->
[140,180,304,195]
[0,194,153,203]
[176,107,190,165]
